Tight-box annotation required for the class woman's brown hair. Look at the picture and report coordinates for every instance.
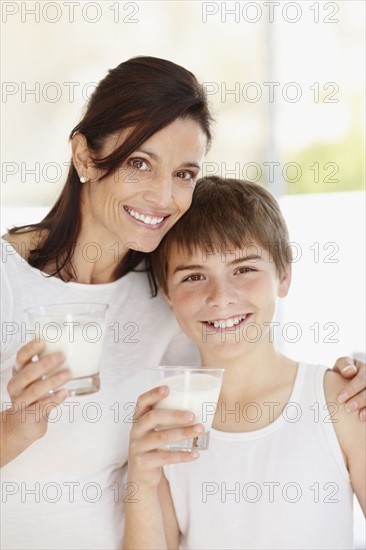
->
[9,56,213,288]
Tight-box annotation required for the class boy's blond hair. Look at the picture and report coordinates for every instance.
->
[151,176,292,292]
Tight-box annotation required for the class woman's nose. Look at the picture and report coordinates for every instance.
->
[143,174,173,209]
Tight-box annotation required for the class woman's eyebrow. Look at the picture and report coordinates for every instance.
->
[136,149,201,169]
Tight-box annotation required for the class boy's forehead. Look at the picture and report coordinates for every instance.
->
[167,241,267,266]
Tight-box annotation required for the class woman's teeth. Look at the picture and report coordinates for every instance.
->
[126,208,164,226]
[207,315,247,329]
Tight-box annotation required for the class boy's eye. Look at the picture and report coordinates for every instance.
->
[235,266,256,275]
[128,158,150,171]
[183,274,205,282]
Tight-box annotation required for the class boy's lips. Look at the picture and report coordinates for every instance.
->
[202,313,253,330]
[124,205,172,229]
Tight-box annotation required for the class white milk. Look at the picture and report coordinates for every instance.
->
[153,373,222,431]
[32,315,106,378]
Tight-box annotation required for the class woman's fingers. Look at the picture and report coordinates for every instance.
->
[8,352,67,399]
[15,340,45,371]
[37,390,70,419]
[9,368,71,408]
[338,360,366,405]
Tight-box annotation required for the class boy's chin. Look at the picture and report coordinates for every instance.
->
[199,340,250,361]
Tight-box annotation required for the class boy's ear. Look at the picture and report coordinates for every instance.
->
[164,288,174,310]
[278,263,292,298]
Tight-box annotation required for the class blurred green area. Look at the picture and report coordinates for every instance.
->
[287,130,365,194]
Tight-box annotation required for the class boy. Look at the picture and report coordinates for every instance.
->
[123,176,365,549]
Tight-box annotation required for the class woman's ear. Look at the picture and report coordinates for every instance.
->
[278,263,292,298]
[71,133,98,182]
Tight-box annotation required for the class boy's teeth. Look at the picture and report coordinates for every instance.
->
[127,208,164,225]
[209,315,246,329]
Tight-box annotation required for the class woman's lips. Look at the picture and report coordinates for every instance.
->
[124,206,171,229]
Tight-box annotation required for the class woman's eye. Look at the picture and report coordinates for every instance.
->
[128,158,149,171]
[176,170,195,181]
[183,274,204,282]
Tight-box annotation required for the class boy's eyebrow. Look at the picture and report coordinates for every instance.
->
[173,264,206,274]
[172,255,263,274]
[229,255,262,265]
[135,149,201,169]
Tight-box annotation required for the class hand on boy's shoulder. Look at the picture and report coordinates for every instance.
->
[324,369,361,439]
[324,369,366,509]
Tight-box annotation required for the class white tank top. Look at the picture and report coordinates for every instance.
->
[164,363,354,550]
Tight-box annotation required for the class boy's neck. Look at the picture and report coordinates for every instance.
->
[200,342,298,432]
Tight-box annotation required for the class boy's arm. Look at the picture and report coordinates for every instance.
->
[324,370,366,515]
[158,473,180,549]
[123,485,168,550]
[123,474,179,550]
[122,386,201,550]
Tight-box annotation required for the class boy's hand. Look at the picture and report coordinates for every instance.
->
[332,357,366,421]
[127,386,203,489]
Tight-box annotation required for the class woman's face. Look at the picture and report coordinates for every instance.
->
[75,118,207,253]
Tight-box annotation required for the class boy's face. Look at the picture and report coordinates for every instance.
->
[165,243,291,361]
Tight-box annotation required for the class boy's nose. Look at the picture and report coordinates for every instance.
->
[206,281,238,309]
[143,174,173,209]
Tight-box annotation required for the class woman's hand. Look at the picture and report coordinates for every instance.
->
[127,385,203,489]
[1,340,71,467]
[333,357,366,421]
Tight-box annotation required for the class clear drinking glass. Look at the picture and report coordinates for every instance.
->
[146,366,224,451]
[24,302,109,395]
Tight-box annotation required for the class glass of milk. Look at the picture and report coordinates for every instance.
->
[24,302,109,395]
[146,367,224,451]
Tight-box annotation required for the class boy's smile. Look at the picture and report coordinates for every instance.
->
[165,243,291,365]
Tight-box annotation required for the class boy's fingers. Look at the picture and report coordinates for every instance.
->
[338,364,366,404]
[133,386,169,421]
[133,408,195,437]
[136,423,204,454]
[134,449,200,470]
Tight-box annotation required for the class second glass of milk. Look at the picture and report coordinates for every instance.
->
[147,366,224,451]
[24,302,109,395]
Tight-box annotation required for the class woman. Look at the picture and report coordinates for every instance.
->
[1,56,364,550]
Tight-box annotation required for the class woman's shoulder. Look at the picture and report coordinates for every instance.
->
[1,230,43,261]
